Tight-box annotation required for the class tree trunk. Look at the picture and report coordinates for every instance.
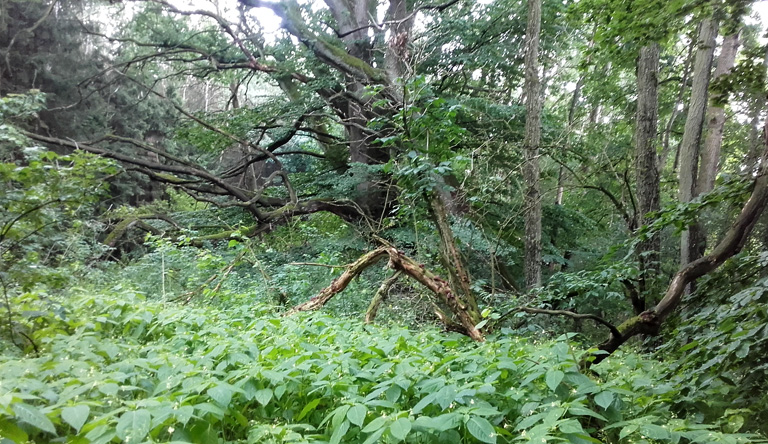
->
[634,43,661,302]
[523,0,543,290]
[662,36,694,173]
[697,30,740,195]
[678,18,718,267]
[428,193,478,313]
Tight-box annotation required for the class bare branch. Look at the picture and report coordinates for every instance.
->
[500,306,622,339]
[333,0,460,38]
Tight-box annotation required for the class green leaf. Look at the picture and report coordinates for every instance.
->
[195,402,225,419]
[362,426,387,444]
[208,384,232,407]
[347,404,368,427]
[640,424,670,440]
[174,405,195,425]
[115,409,151,443]
[412,392,438,414]
[13,403,56,435]
[254,388,273,406]
[362,416,388,433]
[389,418,412,441]
[567,406,607,421]
[297,399,322,421]
[62,405,90,433]
[546,369,565,391]
[331,405,351,429]
[558,419,584,435]
[516,412,546,430]
[189,422,217,443]
[620,424,638,439]
[329,419,350,444]
[432,413,461,432]
[0,418,29,442]
[594,391,614,410]
[466,416,496,444]
[98,383,119,396]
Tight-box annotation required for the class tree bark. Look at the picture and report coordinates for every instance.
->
[662,37,694,173]
[678,18,718,267]
[428,193,479,316]
[365,270,402,324]
[634,43,661,301]
[697,30,740,195]
[288,243,484,341]
[523,0,543,290]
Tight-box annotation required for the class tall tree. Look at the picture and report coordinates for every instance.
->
[697,29,741,196]
[634,42,661,309]
[678,18,718,266]
[523,0,543,290]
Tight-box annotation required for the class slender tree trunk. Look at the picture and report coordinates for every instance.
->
[697,30,740,195]
[687,29,741,262]
[556,61,588,206]
[635,43,661,302]
[746,47,768,166]
[662,37,694,173]
[678,18,718,267]
[523,0,543,290]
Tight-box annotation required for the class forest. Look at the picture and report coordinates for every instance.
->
[1,0,768,442]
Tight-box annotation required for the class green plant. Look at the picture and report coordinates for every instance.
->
[0,289,761,443]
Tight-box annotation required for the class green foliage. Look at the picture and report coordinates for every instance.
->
[0,290,760,444]
[1,94,118,291]
[0,92,46,150]
[659,252,768,435]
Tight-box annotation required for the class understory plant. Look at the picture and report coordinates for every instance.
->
[0,290,761,444]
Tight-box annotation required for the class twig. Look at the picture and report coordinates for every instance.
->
[288,262,347,269]
[335,0,461,38]
[497,306,621,339]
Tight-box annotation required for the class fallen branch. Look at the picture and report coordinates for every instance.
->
[365,270,402,324]
[288,262,347,269]
[286,245,484,341]
[498,306,621,339]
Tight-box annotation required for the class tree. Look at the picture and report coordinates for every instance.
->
[698,30,741,195]
[634,43,661,310]
[678,18,718,266]
[523,0,543,290]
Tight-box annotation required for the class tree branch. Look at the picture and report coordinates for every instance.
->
[498,306,622,339]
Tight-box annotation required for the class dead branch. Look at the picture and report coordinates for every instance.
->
[499,306,621,339]
[286,244,484,341]
[365,270,402,324]
[289,262,347,269]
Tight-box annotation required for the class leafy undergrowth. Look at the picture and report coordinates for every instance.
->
[0,291,761,444]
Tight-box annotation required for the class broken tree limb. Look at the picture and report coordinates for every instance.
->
[497,306,621,339]
[287,245,485,341]
[428,193,480,318]
[365,270,402,324]
[286,247,390,314]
